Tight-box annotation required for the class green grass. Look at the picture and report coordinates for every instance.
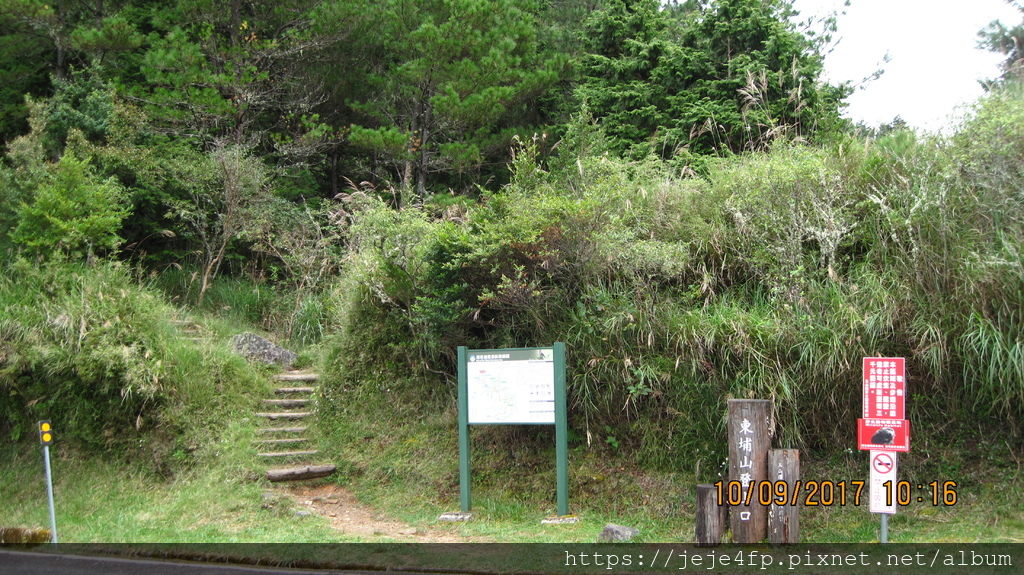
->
[2,428,1022,544]
[2,325,1023,546]
[310,376,1024,544]
[0,431,340,543]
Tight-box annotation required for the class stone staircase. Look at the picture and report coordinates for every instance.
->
[256,371,336,482]
[170,313,207,343]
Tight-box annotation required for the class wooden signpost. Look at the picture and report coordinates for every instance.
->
[768,448,800,544]
[696,399,800,545]
[727,399,771,543]
[695,484,727,546]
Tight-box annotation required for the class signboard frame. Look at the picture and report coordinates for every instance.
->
[457,343,568,516]
[861,356,909,542]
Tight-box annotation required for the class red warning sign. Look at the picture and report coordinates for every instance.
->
[858,418,909,452]
[862,357,905,419]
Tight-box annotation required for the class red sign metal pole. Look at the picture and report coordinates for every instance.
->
[861,358,908,544]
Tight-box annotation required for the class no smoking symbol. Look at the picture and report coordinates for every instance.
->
[872,453,894,474]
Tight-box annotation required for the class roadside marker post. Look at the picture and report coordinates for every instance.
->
[38,420,57,544]
[859,358,907,543]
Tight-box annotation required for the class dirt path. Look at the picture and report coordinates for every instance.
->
[280,484,490,542]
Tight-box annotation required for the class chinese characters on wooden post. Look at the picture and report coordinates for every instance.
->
[727,399,771,543]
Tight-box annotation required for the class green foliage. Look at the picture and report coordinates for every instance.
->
[0,3,52,143]
[323,86,1024,472]
[575,0,674,157]
[136,0,337,152]
[713,144,856,289]
[0,260,163,448]
[977,2,1024,86]
[245,197,345,343]
[43,67,117,157]
[0,258,270,468]
[346,0,565,201]
[11,151,130,256]
[576,0,849,158]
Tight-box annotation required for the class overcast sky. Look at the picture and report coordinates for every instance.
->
[793,0,1022,131]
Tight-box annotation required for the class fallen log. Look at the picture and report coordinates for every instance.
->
[273,373,319,382]
[266,465,336,482]
[262,399,309,408]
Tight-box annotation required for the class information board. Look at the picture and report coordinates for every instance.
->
[859,356,909,452]
[467,348,554,424]
[457,344,569,517]
[858,417,910,452]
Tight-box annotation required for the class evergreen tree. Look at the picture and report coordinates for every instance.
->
[577,0,848,158]
[978,1,1024,86]
[11,150,130,257]
[0,0,147,144]
[575,0,672,156]
[135,0,347,156]
[346,0,564,205]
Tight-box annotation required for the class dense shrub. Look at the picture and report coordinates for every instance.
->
[321,86,1024,472]
[0,259,267,468]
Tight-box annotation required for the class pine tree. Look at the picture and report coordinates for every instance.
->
[346,0,564,205]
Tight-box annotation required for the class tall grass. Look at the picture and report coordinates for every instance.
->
[319,86,1024,474]
[0,258,270,470]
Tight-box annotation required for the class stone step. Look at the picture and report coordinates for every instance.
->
[262,398,309,408]
[256,426,308,434]
[257,450,319,458]
[256,412,311,420]
[266,464,336,482]
[273,373,319,382]
[254,437,310,445]
[275,387,315,395]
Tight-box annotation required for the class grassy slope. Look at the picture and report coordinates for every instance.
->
[0,266,1019,543]
[316,384,1024,543]
[2,399,1021,543]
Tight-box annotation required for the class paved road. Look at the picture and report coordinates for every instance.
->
[0,550,364,575]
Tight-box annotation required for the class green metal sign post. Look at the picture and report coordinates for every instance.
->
[458,343,569,517]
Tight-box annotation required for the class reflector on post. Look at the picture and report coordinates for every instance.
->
[39,420,53,446]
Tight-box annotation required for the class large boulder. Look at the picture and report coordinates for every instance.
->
[230,332,297,369]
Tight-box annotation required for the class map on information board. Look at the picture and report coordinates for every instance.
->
[467,348,555,424]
